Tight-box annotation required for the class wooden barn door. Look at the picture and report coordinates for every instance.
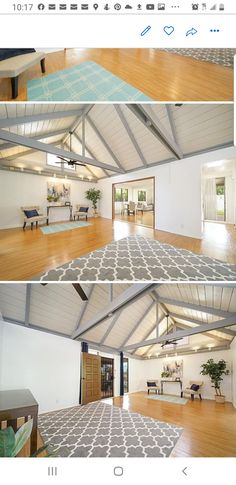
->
[81,353,101,405]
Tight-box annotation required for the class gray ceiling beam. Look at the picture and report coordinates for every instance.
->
[119,300,155,349]
[62,104,94,145]
[123,314,236,351]
[172,320,230,343]
[2,316,71,339]
[0,109,84,129]
[86,115,125,173]
[133,311,166,357]
[24,284,32,326]
[114,105,148,167]
[166,105,179,146]
[72,283,159,339]
[77,337,143,360]
[99,309,122,345]
[126,104,183,160]
[157,296,236,319]
[73,132,109,178]
[0,130,123,173]
[168,311,236,337]
[72,284,95,335]
[0,129,67,152]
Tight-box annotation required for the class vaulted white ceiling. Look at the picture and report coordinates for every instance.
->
[0,103,233,181]
[0,283,235,359]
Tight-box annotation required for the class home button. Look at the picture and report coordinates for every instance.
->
[114,466,124,477]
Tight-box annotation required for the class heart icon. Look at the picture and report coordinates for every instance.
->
[164,25,175,35]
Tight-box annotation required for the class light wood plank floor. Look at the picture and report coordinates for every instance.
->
[114,211,154,228]
[107,392,236,457]
[0,218,235,281]
[0,48,233,101]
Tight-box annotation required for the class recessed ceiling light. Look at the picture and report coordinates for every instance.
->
[193,346,200,352]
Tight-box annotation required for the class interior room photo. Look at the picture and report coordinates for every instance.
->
[0,102,236,282]
[0,48,234,102]
[0,282,236,458]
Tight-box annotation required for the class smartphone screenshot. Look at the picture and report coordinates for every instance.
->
[0,2,235,484]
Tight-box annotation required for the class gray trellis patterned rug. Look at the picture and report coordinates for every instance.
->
[36,235,236,282]
[38,401,183,457]
[163,48,236,68]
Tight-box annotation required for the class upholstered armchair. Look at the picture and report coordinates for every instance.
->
[183,381,203,400]
[146,380,160,395]
[74,205,89,221]
[21,206,49,230]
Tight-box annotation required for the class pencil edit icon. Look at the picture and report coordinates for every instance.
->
[140,26,151,36]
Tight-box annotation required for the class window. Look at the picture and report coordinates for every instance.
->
[115,188,128,202]
[138,190,146,202]
[47,153,75,171]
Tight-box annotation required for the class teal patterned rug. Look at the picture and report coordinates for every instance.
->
[41,221,92,235]
[27,61,152,101]
[147,394,188,405]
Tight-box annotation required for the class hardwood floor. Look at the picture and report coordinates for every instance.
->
[107,391,236,457]
[0,48,233,101]
[0,218,235,281]
[115,211,154,228]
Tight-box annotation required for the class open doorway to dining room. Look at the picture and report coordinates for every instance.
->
[112,177,155,229]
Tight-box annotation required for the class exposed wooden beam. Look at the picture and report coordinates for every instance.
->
[99,309,122,345]
[24,284,32,326]
[72,283,159,339]
[114,105,148,166]
[86,115,125,173]
[0,129,123,173]
[168,311,236,337]
[0,109,84,129]
[173,321,229,343]
[77,337,143,360]
[2,316,71,339]
[119,301,155,349]
[166,105,179,146]
[123,314,236,351]
[157,296,236,319]
[73,284,95,334]
[73,132,108,178]
[126,104,183,160]
[0,129,67,152]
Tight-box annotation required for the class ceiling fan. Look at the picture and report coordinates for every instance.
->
[161,313,183,348]
[55,131,86,167]
[40,283,88,301]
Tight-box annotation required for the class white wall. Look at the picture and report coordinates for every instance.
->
[142,349,233,402]
[98,146,236,239]
[0,171,95,229]
[230,338,236,408]
[0,321,81,414]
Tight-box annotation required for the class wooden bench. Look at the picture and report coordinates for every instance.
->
[0,52,46,99]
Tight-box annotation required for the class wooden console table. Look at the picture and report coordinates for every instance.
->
[47,204,73,222]
[160,380,183,397]
[0,389,39,455]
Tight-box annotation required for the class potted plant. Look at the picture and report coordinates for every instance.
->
[200,358,229,403]
[85,188,102,217]
[0,419,53,457]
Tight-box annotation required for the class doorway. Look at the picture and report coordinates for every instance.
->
[123,358,129,393]
[81,353,101,405]
[216,177,226,222]
[101,357,114,398]
[112,177,155,229]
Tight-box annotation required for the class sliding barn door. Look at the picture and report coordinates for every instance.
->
[81,353,101,405]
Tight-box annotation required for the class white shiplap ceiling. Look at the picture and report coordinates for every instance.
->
[0,103,234,180]
[0,283,235,358]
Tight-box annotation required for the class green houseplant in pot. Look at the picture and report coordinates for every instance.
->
[200,358,229,403]
[85,188,102,217]
[0,419,53,457]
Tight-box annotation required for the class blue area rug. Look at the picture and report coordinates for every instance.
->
[27,61,152,101]
[147,394,188,405]
[41,221,92,235]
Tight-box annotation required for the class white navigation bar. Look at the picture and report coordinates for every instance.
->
[0,14,235,47]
